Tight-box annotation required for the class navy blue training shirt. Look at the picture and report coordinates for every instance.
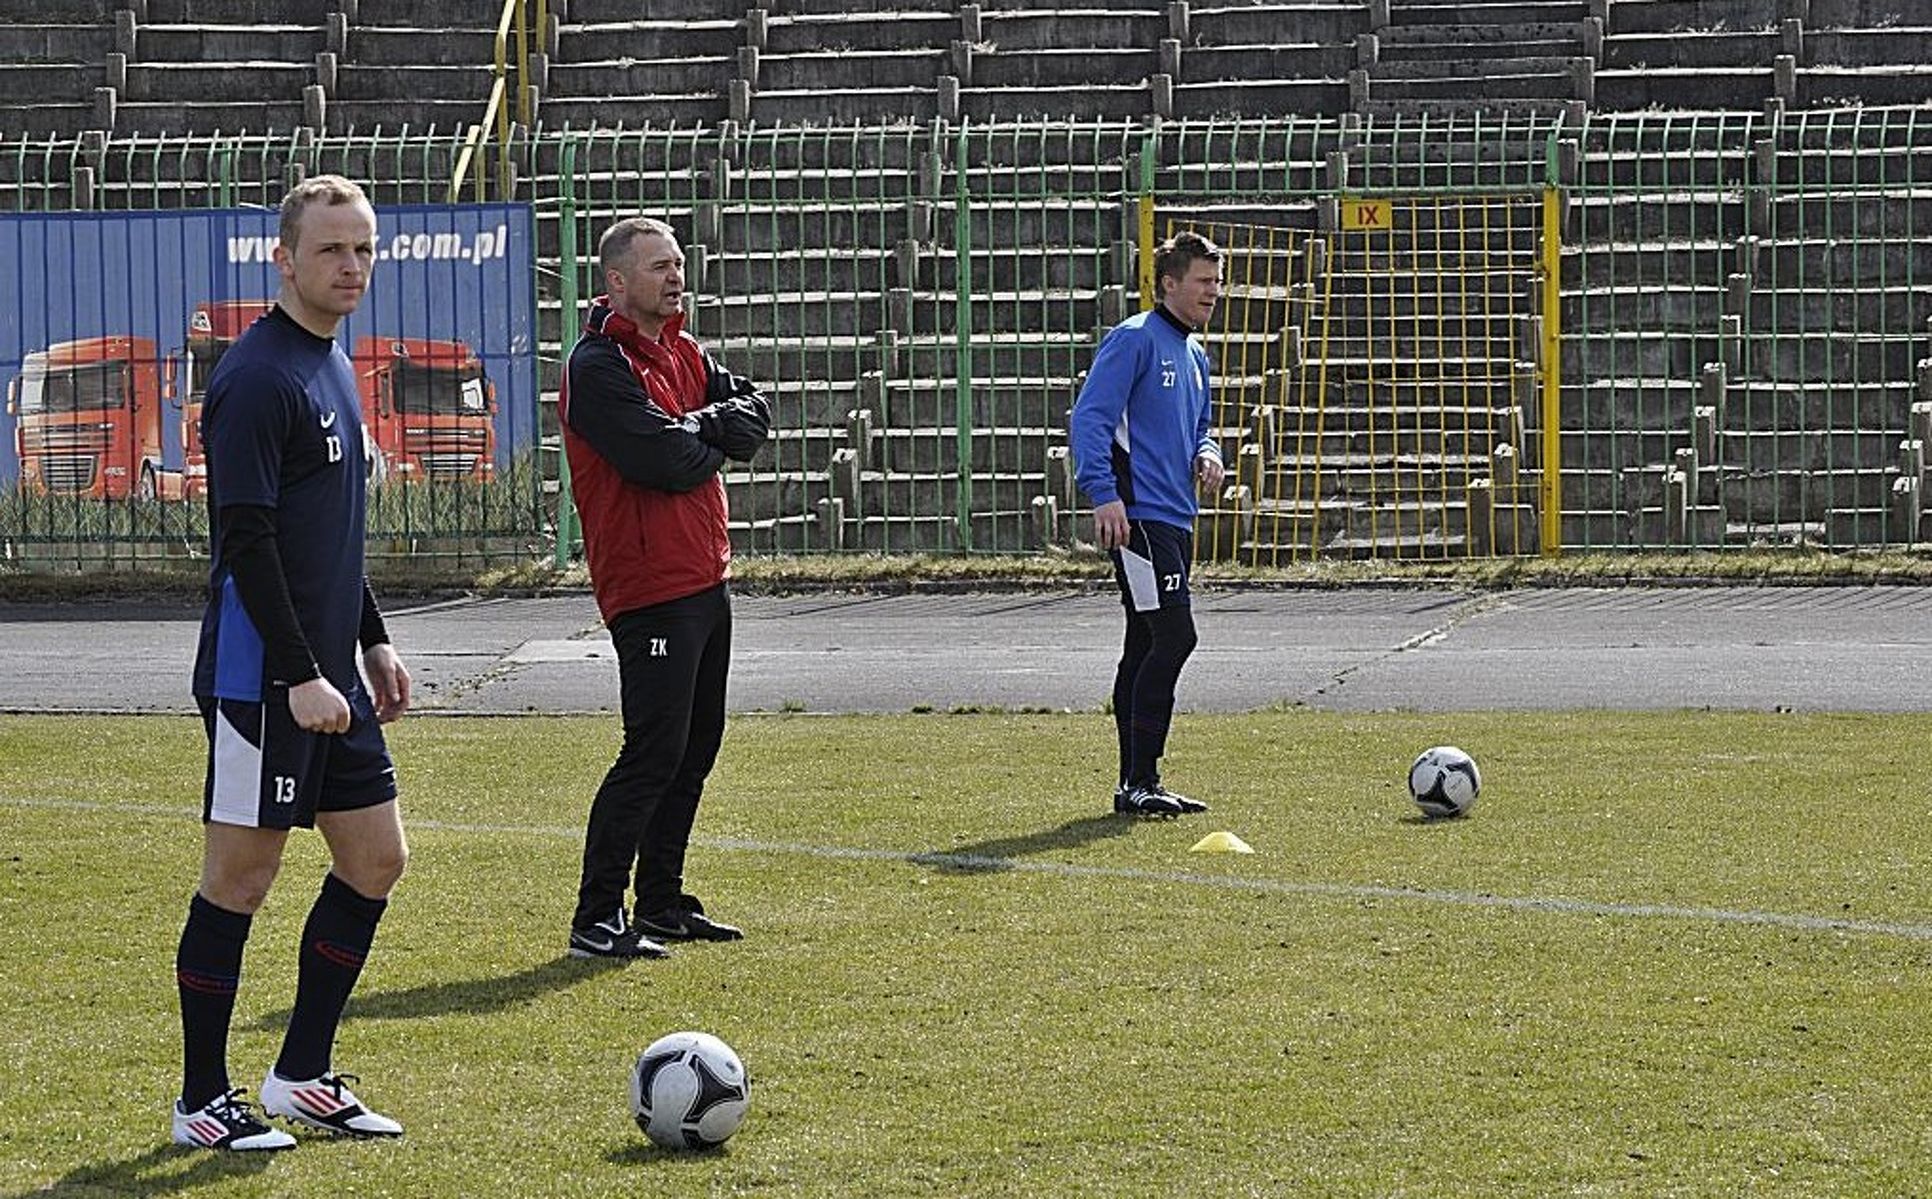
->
[192,307,368,701]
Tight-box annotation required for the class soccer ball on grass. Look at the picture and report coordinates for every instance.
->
[629,1031,749,1150]
[1407,745,1480,819]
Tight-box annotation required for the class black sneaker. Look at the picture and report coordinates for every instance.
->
[636,900,744,942]
[1145,782,1207,814]
[1114,783,1183,818]
[568,909,670,959]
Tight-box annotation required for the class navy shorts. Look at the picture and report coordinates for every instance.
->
[199,689,398,829]
[1110,519,1193,613]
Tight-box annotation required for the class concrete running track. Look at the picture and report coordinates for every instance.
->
[5,585,1932,715]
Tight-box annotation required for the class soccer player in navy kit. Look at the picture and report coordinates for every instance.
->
[170,176,410,1150]
[1069,231,1225,818]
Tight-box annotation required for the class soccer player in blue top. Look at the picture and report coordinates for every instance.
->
[1068,231,1225,818]
[170,175,411,1150]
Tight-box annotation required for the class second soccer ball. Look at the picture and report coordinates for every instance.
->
[1408,746,1480,819]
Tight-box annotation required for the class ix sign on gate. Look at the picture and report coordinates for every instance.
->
[1341,196,1390,231]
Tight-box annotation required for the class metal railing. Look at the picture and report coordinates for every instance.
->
[4,108,1932,569]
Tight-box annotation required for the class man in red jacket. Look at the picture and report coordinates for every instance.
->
[560,216,770,959]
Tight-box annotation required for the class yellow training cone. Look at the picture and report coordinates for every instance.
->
[1189,831,1254,854]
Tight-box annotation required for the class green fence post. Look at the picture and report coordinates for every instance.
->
[953,123,974,551]
[553,133,581,567]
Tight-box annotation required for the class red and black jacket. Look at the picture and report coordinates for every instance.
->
[560,298,770,622]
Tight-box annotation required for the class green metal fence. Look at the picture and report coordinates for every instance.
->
[5,108,1932,569]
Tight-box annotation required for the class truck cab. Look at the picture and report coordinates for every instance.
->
[6,336,179,500]
[180,301,274,498]
[355,337,496,483]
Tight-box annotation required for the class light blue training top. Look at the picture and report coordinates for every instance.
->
[1067,305,1219,531]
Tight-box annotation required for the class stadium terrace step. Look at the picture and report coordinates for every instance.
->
[112,100,309,136]
[1566,193,1749,243]
[1193,4,1370,47]
[1766,146,1932,189]
[866,428,1067,475]
[763,381,870,431]
[1727,381,1918,432]
[1763,191,1932,240]
[1374,55,1587,81]
[752,50,946,92]
[1724,468,1900,522]
[1593,68,1778,111]
[1356,97,1577,118]
[29,0,119,20]
[967,48,1159,89]
[882,378,1084,428]
[335,64,498,102]
[145,0,330,21]
[1573,149,1748,189]
[745,87,943,125]
[550,59,738,100]
[1378,34,1592,63]
[698,249,903,295]
[1174,79,1354,118]
[1601,30,1779,70]
[1750,236,1932,282]
[1600,0,1783,35]
[573,0,748,18]
[137,24,327,62]
[757,425,851,473]
[0,64,95,105]
[1384,1,1593,26]
[1740,286,1930,335]
[760,12,958,54]
[974,8,1167,52]
[1178,45,1357,83]
[1363,68,1583,102]
[777,0,959,11]
[1561,331,1721,380]
[559,18,743,60]
[0,24,116,60]
[123,63,313,104]
[0,103,95,138]
[960,85,1152,123]
[343,26,498,66]
[1559,379,1702,432]
[1559,285,1724,332]
[1810,28,1932,69]
[1568,240,1738,289]
[1798,67,1932,108]
[327,100,489,136]
[535,95,731,131]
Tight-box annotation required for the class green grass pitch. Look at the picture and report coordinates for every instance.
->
[4,710,1931,1196]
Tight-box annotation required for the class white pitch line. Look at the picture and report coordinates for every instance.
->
[9,795,1932,943]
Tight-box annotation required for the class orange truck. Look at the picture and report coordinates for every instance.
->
[180,305,497,489]
[6,335,184,500]
[9,309,497,499]
[352,335,497,484]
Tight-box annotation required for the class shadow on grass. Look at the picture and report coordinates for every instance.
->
[603,1139,735,1167]
[250,954,622,1030]
[6,1142,275,1198]
[909,815,1135,875]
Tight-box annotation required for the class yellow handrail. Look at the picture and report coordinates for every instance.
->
[448,0,522,201]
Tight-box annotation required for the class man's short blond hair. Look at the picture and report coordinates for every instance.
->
[278,174,372,250]
[599,216,677,281]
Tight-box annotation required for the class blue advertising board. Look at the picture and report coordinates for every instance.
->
[0,203,535,488]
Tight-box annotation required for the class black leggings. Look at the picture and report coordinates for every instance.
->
[573,583,731,930]
[1111,604,1199,787]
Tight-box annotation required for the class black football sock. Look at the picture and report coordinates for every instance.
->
[274,872,387,1082]
[1113,614,1153,785]
[1127,606,1198,785]
[177,893,253,1112]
